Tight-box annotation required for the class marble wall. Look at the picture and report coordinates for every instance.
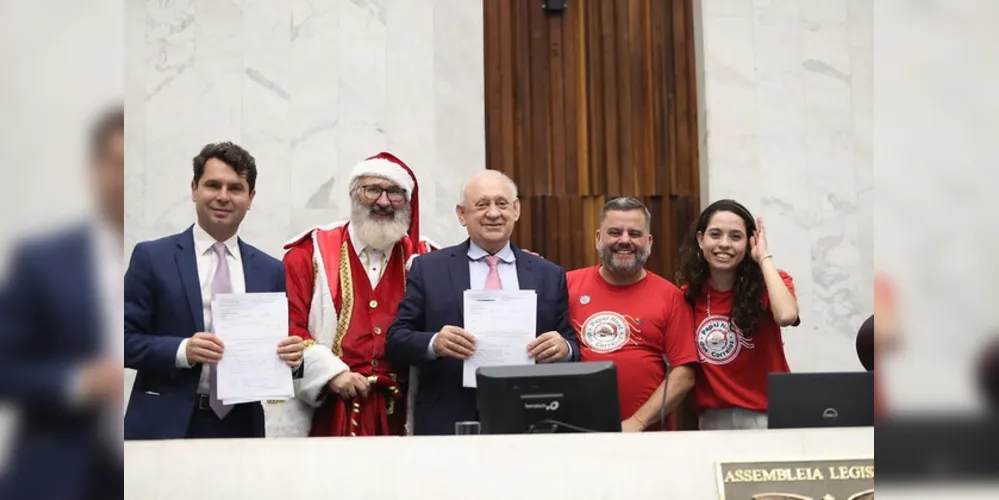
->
[695,0,873,371]
[124,0,485,262]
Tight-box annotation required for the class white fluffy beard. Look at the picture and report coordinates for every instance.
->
[350,199,411,251]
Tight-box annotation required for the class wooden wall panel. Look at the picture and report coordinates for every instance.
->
[484,0,700,287]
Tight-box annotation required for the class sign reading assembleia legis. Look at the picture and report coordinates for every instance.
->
[716,458,874,500]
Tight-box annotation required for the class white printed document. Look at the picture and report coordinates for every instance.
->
[211,292,294,404]
[462,289,537,388]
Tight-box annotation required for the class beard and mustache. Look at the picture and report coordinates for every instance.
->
[599,241,651,275]
[350,198,411,251]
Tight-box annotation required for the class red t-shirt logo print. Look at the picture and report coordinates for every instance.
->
[696,314,756,365]
[579,311,643,354]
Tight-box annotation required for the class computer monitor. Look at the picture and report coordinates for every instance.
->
[768,372,875,429]
[476,361,621,434]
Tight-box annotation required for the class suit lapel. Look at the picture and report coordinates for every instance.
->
[512,244,537,292]
[174,227,205,332]
[449,240,472,323]
[239,239,266,293]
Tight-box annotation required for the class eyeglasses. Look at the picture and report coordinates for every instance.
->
[360,184,407,203]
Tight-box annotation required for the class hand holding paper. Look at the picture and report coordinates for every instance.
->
[277,335,305,369]
[527,331,569,363]
[185,332,225,365]
[433,325,477,359]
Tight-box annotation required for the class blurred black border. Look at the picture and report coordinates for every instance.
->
[877,415,999,483]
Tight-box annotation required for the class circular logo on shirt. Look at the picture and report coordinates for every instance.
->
[580,295,591,305]
[581,311,631,353]
[696,315,755,365]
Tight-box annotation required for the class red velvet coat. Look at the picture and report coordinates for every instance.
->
[270,223,434,437]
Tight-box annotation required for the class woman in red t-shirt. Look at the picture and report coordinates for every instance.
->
[678,199,801,430]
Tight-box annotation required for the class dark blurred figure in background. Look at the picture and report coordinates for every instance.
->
[857,315,875,371]
[856,314,884,419]
[979,338,999,413]
[0,105,124,500]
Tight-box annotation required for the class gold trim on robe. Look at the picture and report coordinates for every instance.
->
[332,240,354,357]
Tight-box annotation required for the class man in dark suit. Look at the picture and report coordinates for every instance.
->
[0,105,125,500]
[124,141,304,440]
[386,170,580,436]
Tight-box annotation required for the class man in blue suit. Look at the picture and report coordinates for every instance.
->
[386,170,580,436]
[124,141,304,440]
[0,105,125,500]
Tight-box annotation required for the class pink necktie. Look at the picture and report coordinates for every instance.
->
[484,255,502,290]
[209,242,233,420]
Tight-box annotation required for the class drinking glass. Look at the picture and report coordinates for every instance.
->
[455,421,481,435]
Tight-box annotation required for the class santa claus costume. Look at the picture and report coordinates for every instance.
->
[265,152,436,437]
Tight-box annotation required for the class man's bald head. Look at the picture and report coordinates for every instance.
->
[458,170,518,207]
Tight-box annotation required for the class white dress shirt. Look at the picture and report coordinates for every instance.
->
[175,223,245,394]
[348,223,392,289]
[92,218,124,454]
[93,219,124,370]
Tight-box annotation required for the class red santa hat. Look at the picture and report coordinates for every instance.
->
[348,152,421,243]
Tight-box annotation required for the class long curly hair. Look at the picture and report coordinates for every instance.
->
[678,199,766,337]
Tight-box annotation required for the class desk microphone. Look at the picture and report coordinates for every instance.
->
[659,355,671,431]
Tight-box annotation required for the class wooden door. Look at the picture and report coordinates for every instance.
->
[484,0,700,283]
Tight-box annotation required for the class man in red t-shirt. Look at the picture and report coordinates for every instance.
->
[567,197,699,432]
